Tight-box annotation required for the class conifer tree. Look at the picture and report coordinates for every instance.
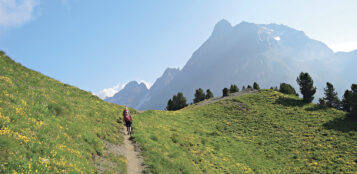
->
[296,72,316,103]
[342,90,352,112]
[322,82,340,108]
[194,88,206,103]
[229,84,239,93]
[253,82,260,90]
[206,89,214,99]
[166,92,187,111]
[222,88,229,97]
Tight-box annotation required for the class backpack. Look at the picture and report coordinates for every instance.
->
[124,112,132,122]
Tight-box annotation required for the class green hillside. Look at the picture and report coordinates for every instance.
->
[0,53,128,173]
[133,90,357,173]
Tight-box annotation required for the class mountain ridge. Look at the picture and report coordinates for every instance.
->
[108,19,356,110]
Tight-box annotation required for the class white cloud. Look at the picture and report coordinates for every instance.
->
[0,0,37,27]
[95,83,123,99]
[274,36,280,41]
[139,80,152,89]
[328,41,357,53]
[95,80,152,99]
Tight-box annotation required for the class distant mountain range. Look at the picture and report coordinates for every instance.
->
[106,19,357,110]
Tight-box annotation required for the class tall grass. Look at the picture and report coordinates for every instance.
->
[133,90,356,173]
[0,53,127,173]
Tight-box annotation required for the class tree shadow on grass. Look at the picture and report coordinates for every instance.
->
[323,115,357,133]
[305,105,327,111]
[275,97,305,107]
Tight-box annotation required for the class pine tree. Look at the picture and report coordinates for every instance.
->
[350,84,357,117]
[222,88,229,97]
[247,85,252,89]
[279,83,298,96]
[193,88,206,103]
[166,99,173,110]
[206,89,214,99]
[253,82,260,90]
[322,82,340,108]
[342,90,352,112]
[296,72,316,103]
[229,84,239,93]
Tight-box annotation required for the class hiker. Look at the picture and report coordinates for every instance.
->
[123,107,133,135]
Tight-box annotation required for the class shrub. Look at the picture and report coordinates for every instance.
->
[194,88,206,103]
[296,72,316,103]
[247,85,252,89]
[279,83,298,96]
[222,88,229,97]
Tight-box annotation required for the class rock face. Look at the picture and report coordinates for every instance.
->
[110,20,357,110]
[105,81,148,109]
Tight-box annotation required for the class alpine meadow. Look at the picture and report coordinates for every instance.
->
[1,1,357,174]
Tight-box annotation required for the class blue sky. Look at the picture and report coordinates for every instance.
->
[1,0,357,98]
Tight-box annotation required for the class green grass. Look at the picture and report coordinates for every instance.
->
[0,53,129,173]
[133,90,357,173]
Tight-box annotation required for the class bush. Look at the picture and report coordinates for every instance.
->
[229,84,239,93]
[222,88,229,97]
[193,88,206,104]
[206,89,214,99]
[296,72,316,103]
[279,83,298,96]
[247,85,252,89]
[253,82,260,90]
[166,92,188,111]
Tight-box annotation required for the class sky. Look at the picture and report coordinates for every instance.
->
[1,0,357,99]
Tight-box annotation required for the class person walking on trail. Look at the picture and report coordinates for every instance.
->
[123,107,133,135]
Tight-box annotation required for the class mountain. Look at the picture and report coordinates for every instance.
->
[0,52,129,173]
[132,90,357,173]
[105,81,149,109]
[111,20,357,110]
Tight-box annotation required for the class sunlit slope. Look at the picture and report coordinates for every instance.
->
[0,52,127,173]
[133,90,356,173]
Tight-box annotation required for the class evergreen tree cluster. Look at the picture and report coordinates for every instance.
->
[166,92,188,111]
[165,71,356,118]
[229,84,239,93]
[166,88,215,110]
[193,88,214,104]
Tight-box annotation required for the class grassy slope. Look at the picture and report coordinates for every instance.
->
[133,90,357,173]
[0,53,129,173]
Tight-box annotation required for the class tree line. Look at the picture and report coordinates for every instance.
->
[166,72,357,118]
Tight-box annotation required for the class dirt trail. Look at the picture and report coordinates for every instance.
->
[121,127,144,174]
[94,123,144,173]
[194,89,258,108]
